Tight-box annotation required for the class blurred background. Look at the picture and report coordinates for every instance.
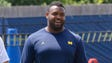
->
[0,0,112,63]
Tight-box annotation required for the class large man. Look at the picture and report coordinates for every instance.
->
[21,1,87,63]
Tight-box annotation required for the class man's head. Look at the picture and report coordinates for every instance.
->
[47,1,65,11]
[46,1,65,32]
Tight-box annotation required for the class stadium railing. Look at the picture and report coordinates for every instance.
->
[0,31,112,46]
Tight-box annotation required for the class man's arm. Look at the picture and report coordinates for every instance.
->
[74,39,88,63]
[20,37,35,63]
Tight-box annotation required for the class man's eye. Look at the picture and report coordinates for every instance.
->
[52,13,57,15]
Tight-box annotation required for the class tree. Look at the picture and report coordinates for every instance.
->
[6,0,41,5]
[4,0,112,6]
[0,0,11,7]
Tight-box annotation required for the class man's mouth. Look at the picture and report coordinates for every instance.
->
[55,21,62,25]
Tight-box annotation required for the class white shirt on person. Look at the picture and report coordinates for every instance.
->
[0,37,10,63]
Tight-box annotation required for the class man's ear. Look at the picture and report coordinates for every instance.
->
[45,12,49,18]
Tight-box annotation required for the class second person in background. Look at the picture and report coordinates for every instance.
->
[0,37,10,63]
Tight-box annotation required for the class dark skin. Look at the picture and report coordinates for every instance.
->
[45,5,65,33]
[4,61,9,63]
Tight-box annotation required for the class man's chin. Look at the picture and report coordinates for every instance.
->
[54,26,63,31]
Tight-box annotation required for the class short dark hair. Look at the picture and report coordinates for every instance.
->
[48,1,65,11]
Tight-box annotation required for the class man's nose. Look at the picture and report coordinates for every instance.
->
[56,15,62,19]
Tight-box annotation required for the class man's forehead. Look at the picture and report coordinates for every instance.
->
[49,5,65,12]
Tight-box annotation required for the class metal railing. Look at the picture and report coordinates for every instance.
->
[0,31,112,46]
[0,33,29,46]
[78,31,112,43]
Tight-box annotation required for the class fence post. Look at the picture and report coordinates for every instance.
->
[6,28,21,63]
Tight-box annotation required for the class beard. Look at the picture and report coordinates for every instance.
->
[49,21,64,31]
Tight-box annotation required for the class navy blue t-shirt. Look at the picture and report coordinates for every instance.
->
[21,28,87,63]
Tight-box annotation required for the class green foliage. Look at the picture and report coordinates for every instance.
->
[2,0,112,6]
[6,0,41,5]
[0,0,11,7]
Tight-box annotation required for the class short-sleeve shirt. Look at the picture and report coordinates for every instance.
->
[21,28,87,63]
[0,37,10,63]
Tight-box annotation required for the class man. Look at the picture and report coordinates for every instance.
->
[0,37,10,63]
[21,1,87,63]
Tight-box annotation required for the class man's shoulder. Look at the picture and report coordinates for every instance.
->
[28,28,45,40]
[67,30,81,40]
[32,28,45,35]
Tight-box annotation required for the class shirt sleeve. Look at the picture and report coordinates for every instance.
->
[20,37,35,63]
[0,37,10,63]
[74,39,88,63]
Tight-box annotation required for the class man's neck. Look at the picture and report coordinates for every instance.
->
[45,26,64,33]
